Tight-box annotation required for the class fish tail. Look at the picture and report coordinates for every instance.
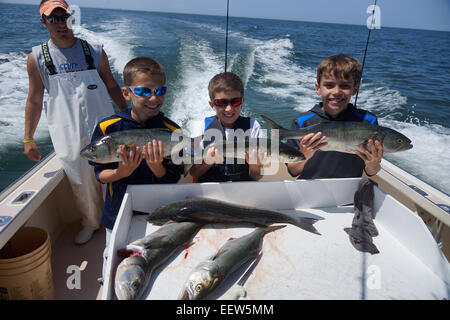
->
[261,115,289,139]
[289,214,321,235]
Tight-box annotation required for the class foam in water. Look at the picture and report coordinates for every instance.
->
[0,51,49,149]
[168,35,223,137]
[383,119,450,194]
[252,37,318,111]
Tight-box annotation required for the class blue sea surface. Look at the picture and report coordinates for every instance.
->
[0,3,449,194]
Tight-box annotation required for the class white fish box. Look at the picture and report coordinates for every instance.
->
[102,178,450,300]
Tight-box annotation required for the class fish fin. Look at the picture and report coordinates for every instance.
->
[183,164,193,177]
[279,141,306,159]
[139,235,168,249]
[264,225,287,234]
[260,115,288,130]
[179,289,190,300]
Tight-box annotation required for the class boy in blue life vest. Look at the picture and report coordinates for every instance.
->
[287,54,383,179]
[189,72,265,182]
[88,57,184,280]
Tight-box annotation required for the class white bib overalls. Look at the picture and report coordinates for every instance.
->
[43,41,114,229]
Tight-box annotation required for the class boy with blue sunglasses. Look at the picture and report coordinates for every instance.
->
[88,57,184,280]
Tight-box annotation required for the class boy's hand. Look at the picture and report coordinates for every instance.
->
[355,139,383,176]
[116,144,143,179]
[204,144,224,165]
[246,149,267,181]
[245,149,268,166]
[143,140,166,178]
[299,132,328,160]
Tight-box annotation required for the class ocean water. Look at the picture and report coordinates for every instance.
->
[0,3,449,194]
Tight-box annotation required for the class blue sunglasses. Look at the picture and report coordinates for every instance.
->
[127,86,167,97]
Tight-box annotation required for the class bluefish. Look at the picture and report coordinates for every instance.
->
[114,221,201,300]
[261,115,413,154]
[147,197,320,235]
[80,128,193,164]
[204,137,305,163]
[179,225,285,300]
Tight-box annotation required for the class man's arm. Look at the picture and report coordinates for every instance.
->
[98,49,128,111]
[24,53,45,162]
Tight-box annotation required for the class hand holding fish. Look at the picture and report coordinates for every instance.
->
[299,132,328,160]
[143,139,166,178]
[203,144,224,165]
[246,149,268,181]
[354,139,383,176]
[116,144,143,179]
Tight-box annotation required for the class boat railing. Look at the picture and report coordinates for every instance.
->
[0,151,58,203]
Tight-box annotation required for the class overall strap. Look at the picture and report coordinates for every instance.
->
[80,39,96,70]
[41,42,57,75]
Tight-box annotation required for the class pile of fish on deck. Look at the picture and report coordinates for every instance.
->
[80,115,413,300]
[115,197,320,300]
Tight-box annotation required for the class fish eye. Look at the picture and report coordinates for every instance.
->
[195,284,203,292]
[89,147,95,152]
[397,139,403,143]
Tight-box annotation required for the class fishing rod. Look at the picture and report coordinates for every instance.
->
[224,0,230,72]
[354,0,378,107]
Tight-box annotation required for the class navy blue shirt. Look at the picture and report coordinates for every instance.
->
[89,109,183,229]
[287,103,378,179]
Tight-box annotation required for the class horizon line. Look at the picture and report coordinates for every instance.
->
[2,1,449,33]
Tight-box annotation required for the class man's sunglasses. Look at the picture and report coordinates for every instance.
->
[213,97,243,108]
[44,14,72,24]
[127,86,167,97]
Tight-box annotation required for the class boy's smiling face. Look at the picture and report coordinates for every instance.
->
[123,72,166,123]
[209,90,243,128]
[315,74,359,118]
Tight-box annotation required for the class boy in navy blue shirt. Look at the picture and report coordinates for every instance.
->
[89,57,183,279]
[287,54,383,179]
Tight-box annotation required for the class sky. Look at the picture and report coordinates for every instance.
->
[1,0,449,32]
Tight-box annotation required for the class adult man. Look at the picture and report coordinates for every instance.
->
[24,0,128,244]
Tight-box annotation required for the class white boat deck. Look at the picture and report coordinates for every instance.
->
[102,179,450,300]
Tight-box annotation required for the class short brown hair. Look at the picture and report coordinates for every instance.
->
[317,54,362,87]
[123,57,165,86]
[208,72,244,99]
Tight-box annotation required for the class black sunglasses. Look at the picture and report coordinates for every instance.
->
[44,13,71,24]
